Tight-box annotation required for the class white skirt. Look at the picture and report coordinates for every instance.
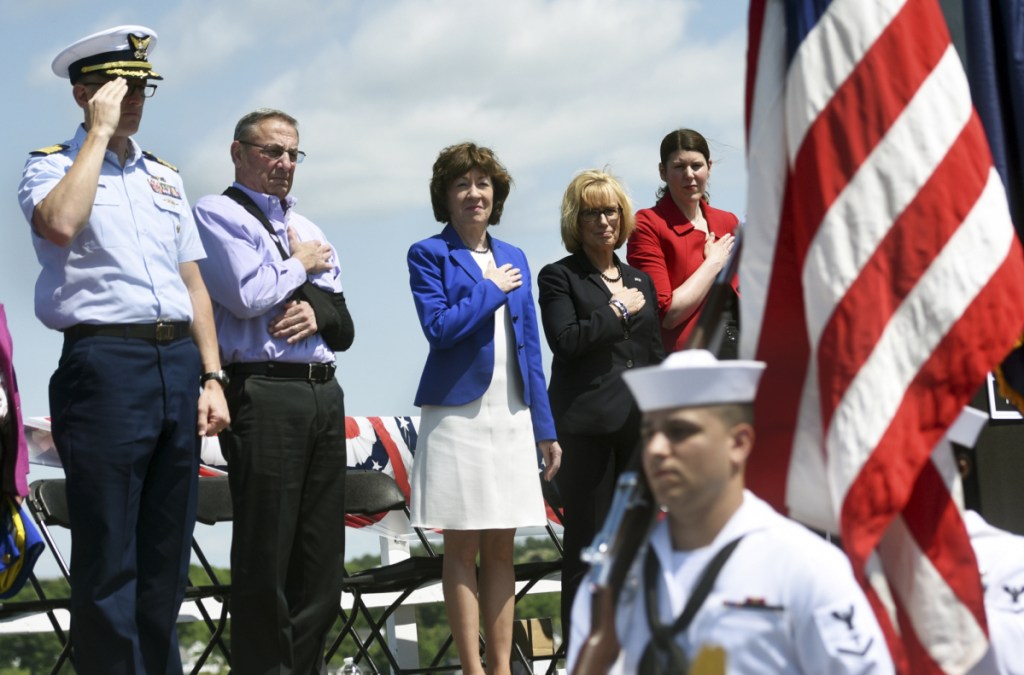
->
[410,255,546,530]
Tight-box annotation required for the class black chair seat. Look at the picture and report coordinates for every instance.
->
[342,555,444,594]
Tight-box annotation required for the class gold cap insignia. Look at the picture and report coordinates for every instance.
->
[128,34,152,61]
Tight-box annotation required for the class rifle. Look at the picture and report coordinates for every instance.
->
[570,226,744,674]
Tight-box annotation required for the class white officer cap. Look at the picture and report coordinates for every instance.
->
[622,349,766,412]
[52,25,163,82]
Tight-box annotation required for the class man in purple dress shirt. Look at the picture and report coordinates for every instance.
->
[192,108,354,674]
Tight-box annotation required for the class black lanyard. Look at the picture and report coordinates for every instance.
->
[222,187,291,260]
[639,535,744,674]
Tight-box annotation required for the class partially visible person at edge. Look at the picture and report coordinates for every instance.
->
[568,350,893,674]
[537,169,663,645]
[193,108,354,674]
[626,128,739,356]
[17,25,229,674]
[965,497,1024,675]
[949,407,1024,675]
[0,305,28,506]
[407,142,562,675]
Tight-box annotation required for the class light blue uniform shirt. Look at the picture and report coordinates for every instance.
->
[192,183,342,366]
[18,125,205,330]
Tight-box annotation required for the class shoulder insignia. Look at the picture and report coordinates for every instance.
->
[815,601,876,658]
[831,605,856,630]
[142,150,179,172]
[29,144,69,156]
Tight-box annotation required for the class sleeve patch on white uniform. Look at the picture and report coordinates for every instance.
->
[991,572,1024,615]
[813,601,876,657]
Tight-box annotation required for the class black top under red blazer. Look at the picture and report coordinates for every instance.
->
[538,252,664,435]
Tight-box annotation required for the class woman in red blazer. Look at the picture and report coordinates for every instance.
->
[538,169,663,645]
[627,129,740,354]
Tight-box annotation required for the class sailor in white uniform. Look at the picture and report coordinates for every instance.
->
[568,350,894,674]
[950,407,1024,675]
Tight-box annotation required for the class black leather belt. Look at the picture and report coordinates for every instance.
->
[63,321,191,342]
[226,361,336,383]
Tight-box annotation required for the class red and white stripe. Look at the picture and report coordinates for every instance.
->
[744,0,1024,671]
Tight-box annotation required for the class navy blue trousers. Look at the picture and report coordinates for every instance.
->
[221,374,347,675]
[50,335,201,674]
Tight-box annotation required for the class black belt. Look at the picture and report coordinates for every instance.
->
[63,321,191,342]
[226,361,336,383]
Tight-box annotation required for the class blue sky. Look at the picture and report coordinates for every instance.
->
[2,0,749,562]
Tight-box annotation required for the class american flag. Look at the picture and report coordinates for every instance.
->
[344,415,418,529]
[743,0,1024,672]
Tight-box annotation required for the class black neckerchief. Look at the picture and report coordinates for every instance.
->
[639,535,744,674]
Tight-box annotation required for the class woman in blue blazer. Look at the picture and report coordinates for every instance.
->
[407,142,561,675]
[538,170,664,646]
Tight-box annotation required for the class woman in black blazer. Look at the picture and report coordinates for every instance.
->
[538,169,664,643]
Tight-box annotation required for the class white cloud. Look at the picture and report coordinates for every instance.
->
[3,0,748,427]
[169,0,746,229]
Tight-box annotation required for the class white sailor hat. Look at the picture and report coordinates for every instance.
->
[52,25,162,82]
[622,349,766,413]
[946,406,988,448]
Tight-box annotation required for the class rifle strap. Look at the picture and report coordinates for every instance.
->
[638,535,744,675]
[222,187,291,260]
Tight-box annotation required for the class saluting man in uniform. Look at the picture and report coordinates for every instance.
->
[17,25,229,674]
[568,350,894,674]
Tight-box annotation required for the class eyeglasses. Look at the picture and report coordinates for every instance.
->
[79,80,158,99]
[237,140,306,164]
[579,206,621,224]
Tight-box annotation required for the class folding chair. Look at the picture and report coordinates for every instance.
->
[184,475,234,674]
[418,555,560,675]
[513,477,567,675]
[12,477,233,675]
[328,470,446,674]
[516,477,566,592]
[416,478,567,675]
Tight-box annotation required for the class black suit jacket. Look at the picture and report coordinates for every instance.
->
[538,252,664,435]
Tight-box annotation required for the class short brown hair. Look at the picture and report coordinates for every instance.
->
[559,169,635,253]
[429,142,512,225]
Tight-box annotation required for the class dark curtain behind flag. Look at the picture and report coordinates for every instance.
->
[954,0,1024,411]
[962,0,1024,236]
